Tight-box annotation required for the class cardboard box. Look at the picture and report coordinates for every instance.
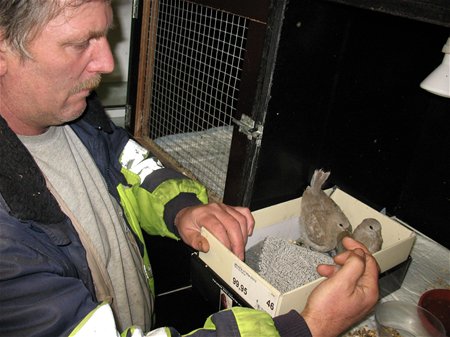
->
[198,187,416,317]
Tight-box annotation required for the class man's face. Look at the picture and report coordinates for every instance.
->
[0,1,114,135]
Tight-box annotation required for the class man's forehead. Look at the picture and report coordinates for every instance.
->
[47,1,113,32]
[52,0,112,20]
[60,0,111,6]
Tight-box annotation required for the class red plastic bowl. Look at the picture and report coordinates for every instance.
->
[419,289,450,336]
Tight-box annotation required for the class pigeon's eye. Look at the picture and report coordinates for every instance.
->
[338,223,344,228]
[369,225,373,230]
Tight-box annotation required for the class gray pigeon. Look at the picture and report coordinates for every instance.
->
[352,218,383,253]
[336,218,383,254]
[298,169,352,253]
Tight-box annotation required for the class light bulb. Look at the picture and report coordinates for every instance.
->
[420,37,450,98]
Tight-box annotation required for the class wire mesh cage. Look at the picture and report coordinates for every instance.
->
[145,0,249,200]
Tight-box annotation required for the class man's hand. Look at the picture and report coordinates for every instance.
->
[174,203,255,260]
[301,237,380,337]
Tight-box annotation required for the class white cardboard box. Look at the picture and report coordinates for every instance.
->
[199,187,416,317]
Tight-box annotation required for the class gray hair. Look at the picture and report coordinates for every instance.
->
[0,0,110,59]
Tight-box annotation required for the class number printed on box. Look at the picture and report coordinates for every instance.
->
[231,262,280,315]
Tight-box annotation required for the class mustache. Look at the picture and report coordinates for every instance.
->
[69,75,102,95]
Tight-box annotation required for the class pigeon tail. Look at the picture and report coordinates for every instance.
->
[310,169,330,193]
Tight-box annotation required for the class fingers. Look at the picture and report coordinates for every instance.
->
[318,238,380,284]
[195,206,240,259]
[316,248,364,280]
[337,237,381,276]
[341,236,370,253]
[232,206,255,237]
[220,205,255,245]
[175,203,254,261]
[316,263,339,278]
[335,248,368,285]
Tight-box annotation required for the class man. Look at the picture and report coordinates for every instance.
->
[0,1,379,336]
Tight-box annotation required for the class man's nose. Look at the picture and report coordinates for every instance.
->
[88,37,115,74]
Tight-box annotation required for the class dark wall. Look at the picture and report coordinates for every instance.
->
[251,0,450,248]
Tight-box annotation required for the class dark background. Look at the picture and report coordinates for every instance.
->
[250,0,450,249]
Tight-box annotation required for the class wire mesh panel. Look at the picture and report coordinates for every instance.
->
[147,0,249,199]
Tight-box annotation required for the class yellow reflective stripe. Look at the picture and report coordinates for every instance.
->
[233,307,280,337]
[69,302,119,337]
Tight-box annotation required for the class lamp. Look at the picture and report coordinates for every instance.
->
[420,37,450,98]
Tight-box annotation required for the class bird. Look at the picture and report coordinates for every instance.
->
[336,218,383,254]
[353,218,383,253]
[298,169,352,253]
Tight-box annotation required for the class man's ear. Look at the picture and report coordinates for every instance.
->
[0,34,8,76]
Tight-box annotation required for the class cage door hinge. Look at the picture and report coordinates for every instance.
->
[132,0,140,19]
[232,114,264,143]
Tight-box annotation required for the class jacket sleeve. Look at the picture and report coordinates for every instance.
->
[172,307,313,337]
[68,305,312,337]
[117,138,208,239]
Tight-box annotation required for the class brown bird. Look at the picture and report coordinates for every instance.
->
[336,218,383,254]
[353,218,383,253]
[298,169,352,253]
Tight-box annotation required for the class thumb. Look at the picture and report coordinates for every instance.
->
[190,233,210,253]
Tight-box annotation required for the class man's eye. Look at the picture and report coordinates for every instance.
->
[73,40,90,50]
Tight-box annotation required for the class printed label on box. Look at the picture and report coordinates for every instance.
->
[231,261,280,315]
